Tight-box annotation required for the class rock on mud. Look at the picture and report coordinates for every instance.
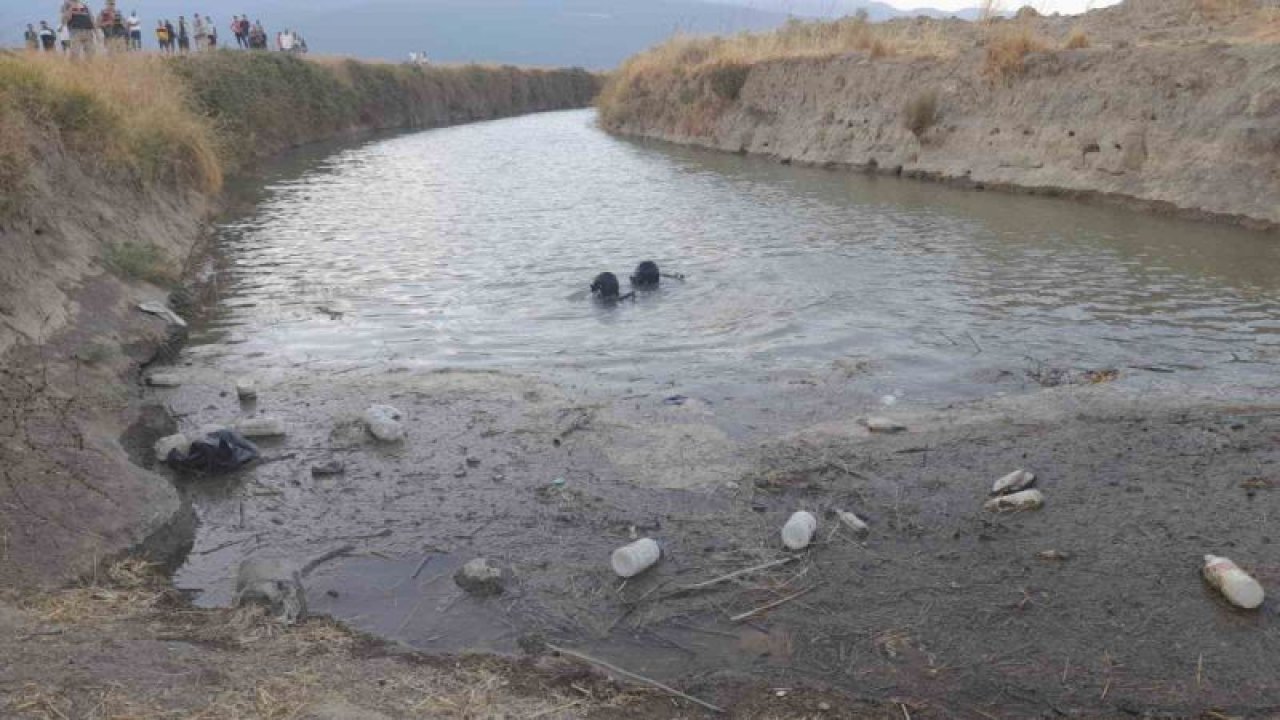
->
[363,405,407,443]
[984,489,1045,512]
[454,558,505,596]
[862,417,906,434]
[145,373,183,388]
[311,460,345,477]
[992,469,1036,496]
[234,557,307,624]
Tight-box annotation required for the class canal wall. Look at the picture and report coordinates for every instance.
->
[598,1,1280,230]
[0,51,599,590]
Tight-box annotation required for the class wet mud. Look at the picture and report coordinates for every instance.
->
[147,362,1280,718]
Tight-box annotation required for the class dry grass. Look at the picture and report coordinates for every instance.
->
[1195,0,1260,16]
[0,53,222,195]
[598,17,958,127]
[983,26,1047,82]
[25,558,174,624]
[1064,27,1091,49]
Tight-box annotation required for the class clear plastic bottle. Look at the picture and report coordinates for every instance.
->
[782,511,818,549]
[1203,555,1265,609]
[836,510,869,537]
[235,417,286,438]
[611,538,661,578]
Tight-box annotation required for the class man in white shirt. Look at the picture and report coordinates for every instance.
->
[126,10,141,50]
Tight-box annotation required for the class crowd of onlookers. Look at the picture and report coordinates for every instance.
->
[22,1,309,57]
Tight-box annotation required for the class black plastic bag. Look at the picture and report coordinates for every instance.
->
[167,429,260,473]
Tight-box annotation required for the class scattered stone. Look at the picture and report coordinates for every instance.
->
[153,433,191,462]
[782,511,818,550]
[235,417,287,438]
[984,489,1045,512]
[454,558,505,596]
[835,510,870,537]
[862,417,906,434]
[466,456,482,467]
[145,373,183,388]
[311,460,345,477]
[992,469,1036,496]
[363,405,406,443]
[235,380,258,401]
[453,468,468,478]
[551,477,566,487]
[492,472,506,482]
[818,701,832,711]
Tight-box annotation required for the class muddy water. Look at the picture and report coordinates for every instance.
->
[164,110,1280,716]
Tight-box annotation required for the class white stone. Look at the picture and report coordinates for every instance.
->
[992,469,1036,496]
[363,405,406,442]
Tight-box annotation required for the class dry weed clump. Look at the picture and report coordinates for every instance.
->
[27,558,174,625]
[1195,0,1260,16]
[983,26,1047,81]
[0,53,222,195]
[1064,27,1091,49]
[903,90,940,137]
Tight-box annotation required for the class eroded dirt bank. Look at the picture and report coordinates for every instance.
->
[599,0,1280,229]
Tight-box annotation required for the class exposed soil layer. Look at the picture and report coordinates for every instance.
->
[600,0,1280,230]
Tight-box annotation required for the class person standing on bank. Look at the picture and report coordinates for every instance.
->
[126,9,141,50]
[24,24,39,50]
[177,16,190,53]
[61,1,96,57]
[39,21,58,50]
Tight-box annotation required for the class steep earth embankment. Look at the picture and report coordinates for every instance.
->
[0,51,599,591]
[599,0,1280,229]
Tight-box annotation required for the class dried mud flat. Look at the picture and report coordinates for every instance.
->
[39,363,1273,719]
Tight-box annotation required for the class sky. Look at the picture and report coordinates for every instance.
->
[884,0,1121,12]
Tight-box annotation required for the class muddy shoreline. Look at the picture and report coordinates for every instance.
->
[139,345,1280,718]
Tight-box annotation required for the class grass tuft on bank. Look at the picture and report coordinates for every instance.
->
[0,52,222,202]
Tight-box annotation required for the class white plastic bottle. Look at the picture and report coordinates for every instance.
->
[836,510,869,537]
[611,538,661,578]
[1203,555,1265,610]
[235,417,286,438]
[782,511,818,550]
[984,489,1044,512]
[235,380,258,401]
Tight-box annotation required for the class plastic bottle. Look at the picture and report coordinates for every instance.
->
[992,469,1036,496]
[235,380,258,401]
[1203,555,1265,610]
[611,538,661,578]
[836,510,869,537]
[984,489,1044,512]
[235,417,286,438]
[782,511,818,549]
